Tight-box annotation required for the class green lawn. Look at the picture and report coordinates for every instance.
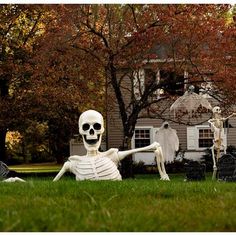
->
[0,174,235,232]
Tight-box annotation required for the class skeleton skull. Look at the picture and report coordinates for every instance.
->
[79,110,104,152]
[212,106,221,114]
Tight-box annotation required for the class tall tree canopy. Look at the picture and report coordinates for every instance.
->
[0,4,235,168]
[0,4,104,162]
[0,5,49,161]
[43,4,236,139]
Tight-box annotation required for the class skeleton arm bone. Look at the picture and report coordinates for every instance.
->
[117,142,169,180]
[224,112,236,120]
[53,161,71,181]
[208,119,218,132]
[208,112,236,123]
[208,118,219,125]
[117,142,161,161]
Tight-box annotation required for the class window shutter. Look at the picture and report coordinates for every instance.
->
[223,129,227,148]
[187,126,197,150]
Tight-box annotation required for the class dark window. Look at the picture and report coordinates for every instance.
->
[134,129,151,148]
[198,128,213,148]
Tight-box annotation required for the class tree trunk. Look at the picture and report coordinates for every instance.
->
[48,119,71,164]
[0,76,10,163]
[0,128,7,162]
[119,136,134,179]
[49,137,69,164]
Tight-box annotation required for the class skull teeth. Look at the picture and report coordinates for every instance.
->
[84,135,100,145]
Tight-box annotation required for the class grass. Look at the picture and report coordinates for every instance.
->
[0,174,235,232]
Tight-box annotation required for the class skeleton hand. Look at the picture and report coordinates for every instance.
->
[53,161,71,181]
[3,177,26,182]
[154,148,170,181]
[150,141,161,151]
[160,173,170,181]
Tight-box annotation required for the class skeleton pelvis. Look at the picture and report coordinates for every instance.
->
[214,139,223,149]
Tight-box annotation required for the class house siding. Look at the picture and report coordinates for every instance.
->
[107,105,124,149]
[107,108,236,162]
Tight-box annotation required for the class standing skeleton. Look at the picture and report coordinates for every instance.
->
[208,106,236,178]
[53,110,170,181]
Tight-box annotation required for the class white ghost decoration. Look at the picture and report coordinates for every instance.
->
[155,121,179,164]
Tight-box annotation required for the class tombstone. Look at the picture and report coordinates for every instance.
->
[184,161,206,181]
[0,161,19,180]
[218,154,236,181]
[0,161,10,179]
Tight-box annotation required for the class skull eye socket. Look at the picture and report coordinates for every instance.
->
[93,123,101,130]
[82,123,90,131]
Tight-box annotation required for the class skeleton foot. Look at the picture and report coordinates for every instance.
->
[211,165,217,180]
[212,170,217,180]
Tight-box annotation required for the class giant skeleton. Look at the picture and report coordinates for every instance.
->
[53,110,170,181]
[208,106,236,178]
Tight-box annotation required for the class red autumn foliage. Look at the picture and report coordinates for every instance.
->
[0,4,235,165]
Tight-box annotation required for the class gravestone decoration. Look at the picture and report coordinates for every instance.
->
[53,109,170,181]
[0,161,25,182]
[218,154,236,182]
[0,161,10,179]
[184,161,206,181]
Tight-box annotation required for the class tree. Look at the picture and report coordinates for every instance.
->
[0,5,51,162]
[27,5,106,163]
[43,4,235,176]
[3,4,234,172]
[0,4,105,163]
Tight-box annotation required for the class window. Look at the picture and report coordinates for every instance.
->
[187,125,227,150]
[133,68,186,100]
[198,128,213,148]
[134,128,151,148]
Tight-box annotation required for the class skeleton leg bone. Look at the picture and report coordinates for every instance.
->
[211,145,217,180]
[223,144,227,155]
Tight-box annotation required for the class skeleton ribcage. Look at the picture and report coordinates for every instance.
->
[69,157,122,180]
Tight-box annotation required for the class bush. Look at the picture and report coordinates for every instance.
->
[133,161,146,174]
[201,145,236,172]
[226,145,236,157]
